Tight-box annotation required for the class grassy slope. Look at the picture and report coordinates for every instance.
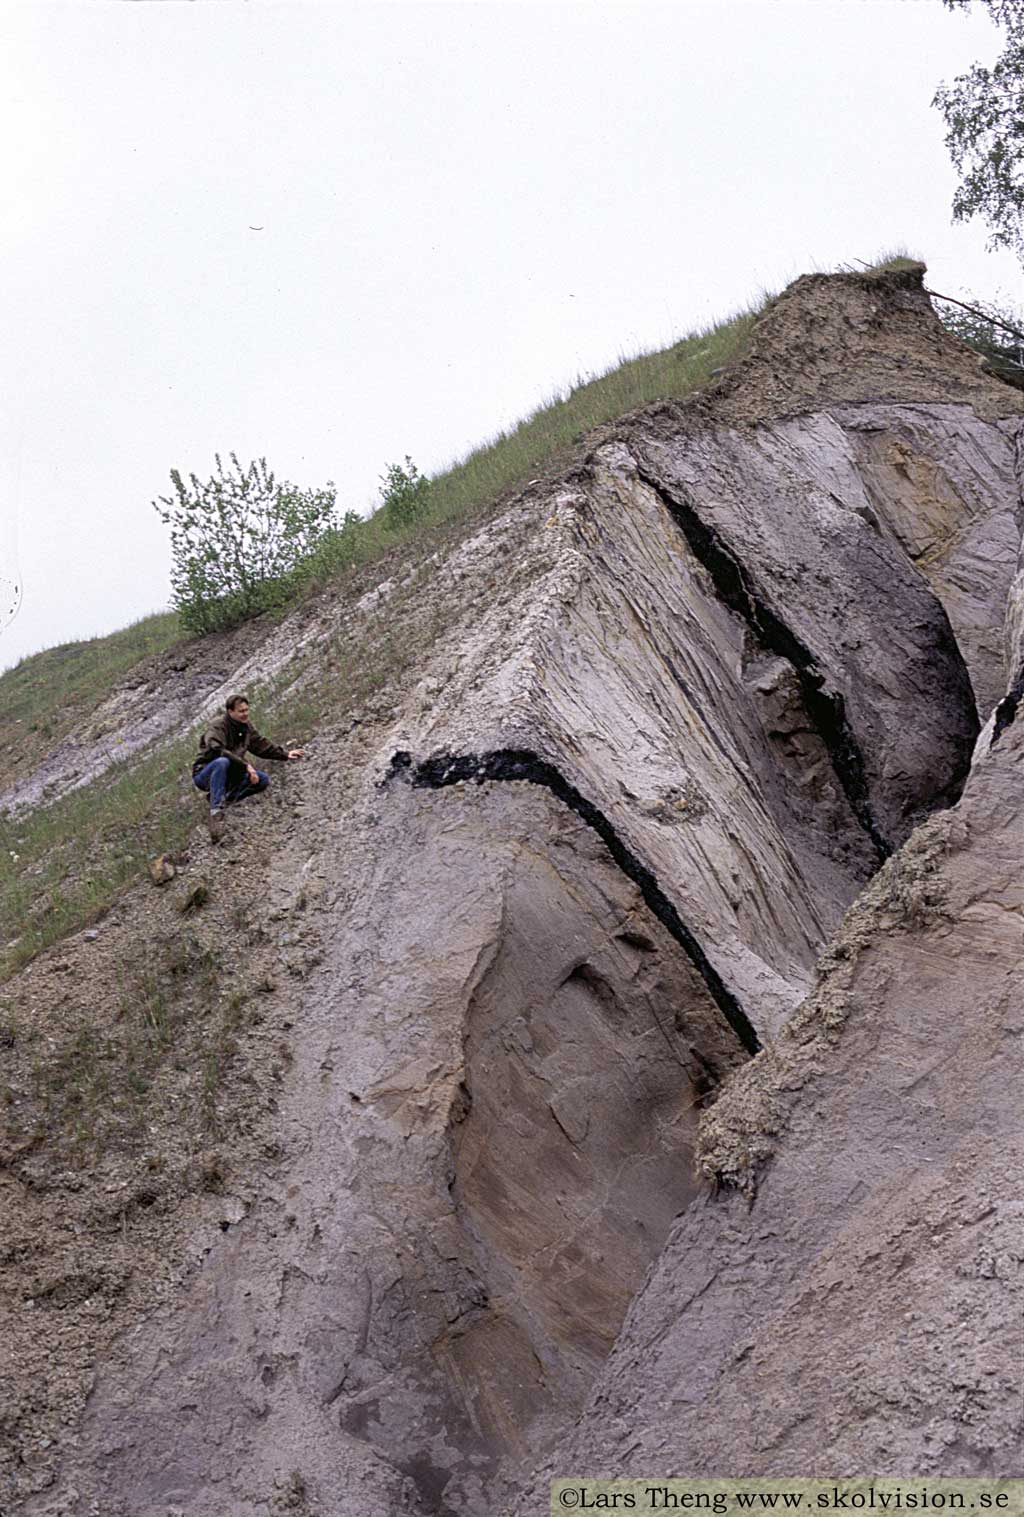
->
[0,611,182,780]
[1,256,931,978]
[0,298,763,727]
[6,254,928,741]
[0,540,464,978]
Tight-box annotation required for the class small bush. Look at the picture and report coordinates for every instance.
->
[290,508,365,588]
[378,456,431,528]
[153,453,341,634]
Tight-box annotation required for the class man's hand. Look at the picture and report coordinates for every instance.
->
[287,749,305,760]
[247,765,260,785]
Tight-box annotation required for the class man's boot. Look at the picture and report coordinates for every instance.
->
[208,808,226,843]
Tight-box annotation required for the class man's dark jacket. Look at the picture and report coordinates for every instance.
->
[192,711,288,777]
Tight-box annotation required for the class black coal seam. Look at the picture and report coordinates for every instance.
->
[385,747,761,1056]
[635,464,891,862]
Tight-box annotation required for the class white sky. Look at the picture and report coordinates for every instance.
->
[2,0,1022,672]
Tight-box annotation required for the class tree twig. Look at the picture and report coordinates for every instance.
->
[923,286,1024,345]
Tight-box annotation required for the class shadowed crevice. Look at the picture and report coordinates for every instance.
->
[634,464,894,861]
[992,663,1024,747]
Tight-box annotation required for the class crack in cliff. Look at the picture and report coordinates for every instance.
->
[992,667,1024,746]
[384,748,761,1055]
[633,463,892,862]
[996,432,1024,746]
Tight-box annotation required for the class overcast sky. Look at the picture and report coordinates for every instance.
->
[2,0,1022,672]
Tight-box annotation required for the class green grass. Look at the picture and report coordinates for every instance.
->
[0,252,918,739]
[862,254,925,276]
[831,250,922,280]
[410,303,764,518]
[2,259,925,977]
[336,249,918,570]
[294,299,767,593]
[174,252,922,610]
[1,608,181,721]
[0,610,183,780]
[0,553,441,980]
[824,246,923,279]
[0,730,199,977]
[6,927,237,1156]
[0,299,766,772]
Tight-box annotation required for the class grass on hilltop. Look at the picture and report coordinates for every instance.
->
[0,610,183,786]
[2,253,937,978]
[0,293,767,739]
[832,249,923,278]
[393,300,766,530]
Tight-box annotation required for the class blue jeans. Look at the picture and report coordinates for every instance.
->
[193,756,270,810]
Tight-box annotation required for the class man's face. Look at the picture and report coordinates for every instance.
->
[229,701,250,724]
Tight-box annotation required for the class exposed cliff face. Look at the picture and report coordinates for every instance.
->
[510,723,1024,1495]
[4,266,1024,1516]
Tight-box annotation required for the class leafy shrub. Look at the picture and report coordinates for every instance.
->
[153,453,340,634]
[292,508,366,588]
[378,456,430,528]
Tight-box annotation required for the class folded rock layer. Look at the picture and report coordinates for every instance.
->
[6,266,1024,1516]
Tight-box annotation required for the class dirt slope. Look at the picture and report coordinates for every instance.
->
[2,265,1023,1516]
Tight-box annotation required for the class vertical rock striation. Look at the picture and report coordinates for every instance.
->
[9,266,1024,1515]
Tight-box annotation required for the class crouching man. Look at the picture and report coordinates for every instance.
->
[193,693,304,841]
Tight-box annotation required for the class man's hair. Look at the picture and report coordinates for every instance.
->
[226,694,250,713]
